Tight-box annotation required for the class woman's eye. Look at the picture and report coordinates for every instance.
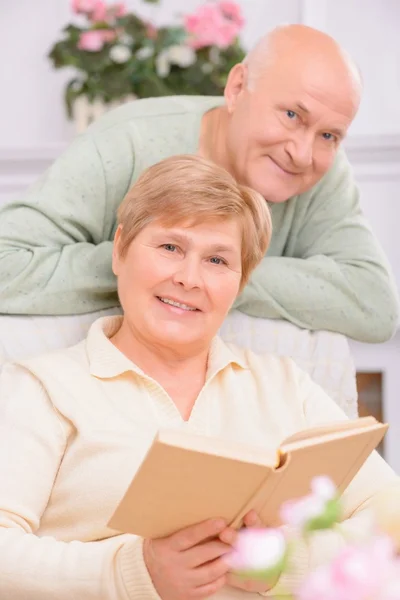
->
[286,110,297,120]
[210,256,226,265]
[162,244,177,252]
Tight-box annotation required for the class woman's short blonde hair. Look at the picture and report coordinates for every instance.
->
[117,154,272,290]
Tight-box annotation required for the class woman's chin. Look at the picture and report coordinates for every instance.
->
[150,323,206,348]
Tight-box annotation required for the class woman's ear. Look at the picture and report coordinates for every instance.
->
[224,63,248,114]
[112,224,124,276]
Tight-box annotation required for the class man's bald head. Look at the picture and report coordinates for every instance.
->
[218,24,361,203]
[244,24,362,103]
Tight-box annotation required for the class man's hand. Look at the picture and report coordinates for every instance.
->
[143,518,232,599]
[219,510,279,594]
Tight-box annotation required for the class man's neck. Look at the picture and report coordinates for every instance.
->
[198,105,232,175]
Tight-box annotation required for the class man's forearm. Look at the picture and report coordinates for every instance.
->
[0,241,118,315]
[233,256,399,343]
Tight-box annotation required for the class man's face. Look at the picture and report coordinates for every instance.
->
[224,60,359,203]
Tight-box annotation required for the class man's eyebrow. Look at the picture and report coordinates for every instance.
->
[294,103,345,137]
[295,102,310,114]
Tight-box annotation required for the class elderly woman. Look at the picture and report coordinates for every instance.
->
[0,155,398,600]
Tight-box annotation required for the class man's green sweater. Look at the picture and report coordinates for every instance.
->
[0,96,398,342]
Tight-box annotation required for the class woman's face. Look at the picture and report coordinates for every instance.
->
[112,218,243,352]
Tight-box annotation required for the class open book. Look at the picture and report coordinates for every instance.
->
[108,416,387,539]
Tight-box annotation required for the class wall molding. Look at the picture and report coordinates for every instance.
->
[0,134,399,197]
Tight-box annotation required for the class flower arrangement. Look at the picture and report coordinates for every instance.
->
[228,476,400,599]
[48,0,245,118]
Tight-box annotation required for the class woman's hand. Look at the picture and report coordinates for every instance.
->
[143,518,232,600]
[219,510,280,594]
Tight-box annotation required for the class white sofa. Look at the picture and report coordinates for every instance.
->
[0,308,358,418]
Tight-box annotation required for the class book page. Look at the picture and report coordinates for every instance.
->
[280,416,379,450]
[159,429,280,467]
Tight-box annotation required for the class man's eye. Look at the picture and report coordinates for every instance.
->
[286,110,297,120]
[322,132,336,141]
[162,244,176,252]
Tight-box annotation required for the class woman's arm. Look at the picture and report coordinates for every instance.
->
[0,364,160,600]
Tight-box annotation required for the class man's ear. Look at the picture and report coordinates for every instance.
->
[112,224,124,276]
[224,63,248,113]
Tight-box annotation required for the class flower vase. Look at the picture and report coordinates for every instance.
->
[72,94,136,133]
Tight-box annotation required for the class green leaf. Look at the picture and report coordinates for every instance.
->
[305,499,342,534]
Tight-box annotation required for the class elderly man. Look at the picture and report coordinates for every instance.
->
[0,24,398,342]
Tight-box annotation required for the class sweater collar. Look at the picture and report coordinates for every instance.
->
[86,316,248,380]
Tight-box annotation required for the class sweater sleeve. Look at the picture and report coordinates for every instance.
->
[233,150,399,343]
[0,364,160,600]
[0,132,134,316]
[262,362,400,597]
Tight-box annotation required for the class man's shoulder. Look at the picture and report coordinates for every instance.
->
[309,146,353,197]
[86,95,224,134]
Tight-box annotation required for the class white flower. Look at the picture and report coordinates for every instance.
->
[227,528,287,572]
[119,34,134,46]
[136,46,154,60]
[209,46,221,64]
[280,495,325,528]
[166,44,196,68]
[155,50,170,77]
[109,44,132,64]
[201,62,213,74]
[311,476,337,501]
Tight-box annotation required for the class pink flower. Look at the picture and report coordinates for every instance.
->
[226,528,287,581]
[219,1,245,27]
[77,29,109,51]
[184,1,244,49]
[298,566,339,600]
[145,23,158,40]
[280,476,340,532]
[90,2,107,21]
[101,29,117,43]
[298,536,400,600]
[71,0,103,14]
[91,1,126,22]
[113,2,127,17]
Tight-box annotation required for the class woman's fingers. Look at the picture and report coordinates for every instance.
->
[243,509,263,528]
[184,539,232,568]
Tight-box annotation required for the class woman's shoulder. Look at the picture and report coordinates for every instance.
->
[221,337,302,382]
[2,338,89,386]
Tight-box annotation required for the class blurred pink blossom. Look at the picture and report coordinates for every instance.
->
[184,1,244,49]
[219,1,245,27]
[226,528,287,581]
[91,1,127,22]
[71,0,103,14]
[298,536,400,600]
[280,476,339,531]
[77,29,114,51]
[145,23,158,40]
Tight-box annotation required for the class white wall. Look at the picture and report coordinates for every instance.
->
[1,0,400,145]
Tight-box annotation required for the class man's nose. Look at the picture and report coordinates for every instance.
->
[173,256,202,289]
[285,133,314,169]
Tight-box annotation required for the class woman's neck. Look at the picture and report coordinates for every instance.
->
[109,320,209,418]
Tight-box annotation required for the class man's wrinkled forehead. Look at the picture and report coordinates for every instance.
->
[252,55,361,121]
